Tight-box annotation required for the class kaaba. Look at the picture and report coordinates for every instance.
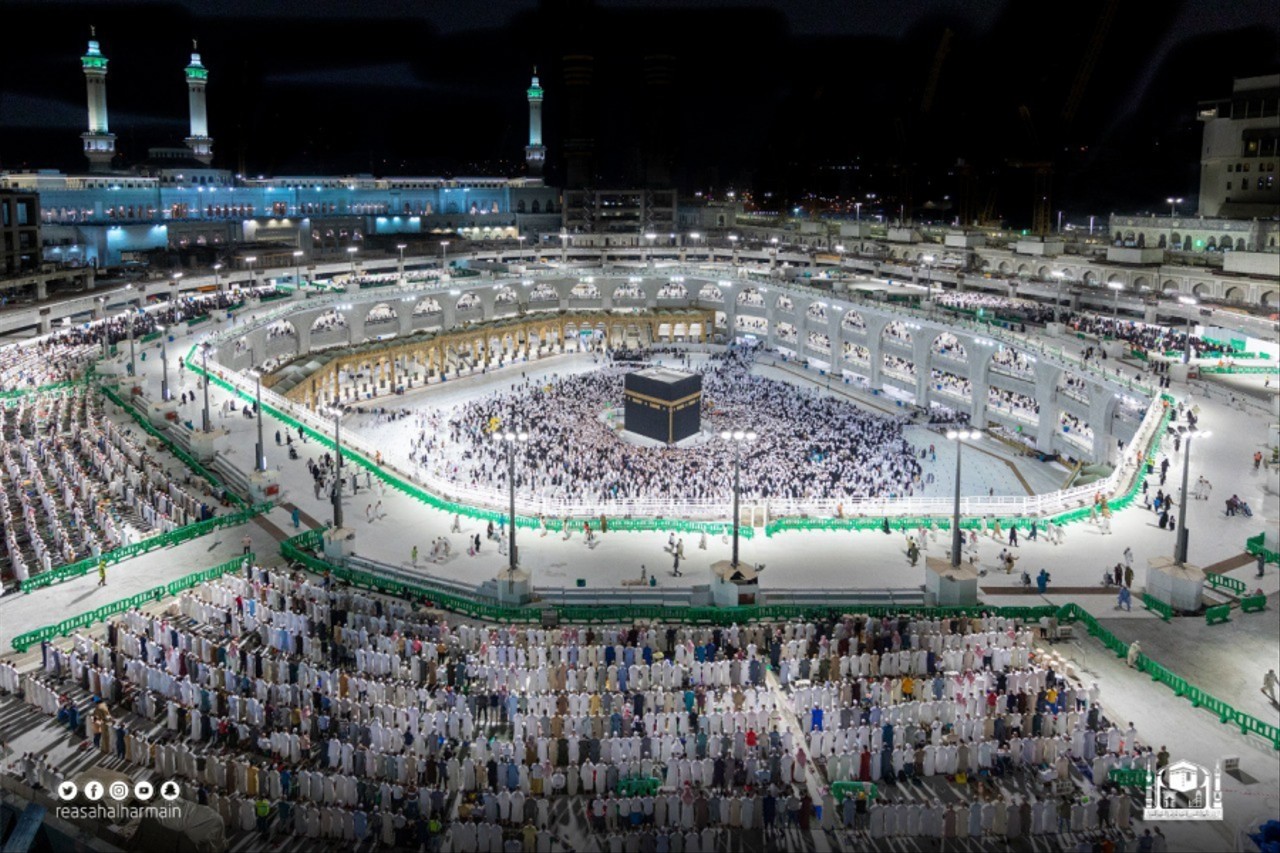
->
[623,367,702,444]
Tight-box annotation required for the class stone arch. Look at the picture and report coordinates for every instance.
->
[932,331,967,361]
[1192,282,1211,297]
[1106,274,1123,285]
[1221,232,1234,250]
[455,292,482,312]
[309,309,347,334]
[997,261,1012,274]
[1016,263,1030,276]
[266,319,297,339]
[493,285,518,305]
[364,302,398,326]
[658,280,688,300]
[1171,232,1181,247]
[569,281,600,299]
[842,341,871,364]
[806,301,827,322]
[776,294,794,312]
[1136,233,1146,247]
[881,320,913,346]
[1223,285,1244,303]
[1037,265,1050,279]
[1260,290,1274,307]
[841,309,866,331]
[613,281,644,300]
[737,286,765,307]
[529,282,558,302]
[1161,279,1179,293]
[1235,238,1246,251]
[1082,271,1098,286]
[697,283,723,302]
[1206,237,1217,250]
[413,296,442,315]
[1132,275,1150,292]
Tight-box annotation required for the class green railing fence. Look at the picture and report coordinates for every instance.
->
[11,554,253,652]
[19,502,271,592]
[1246,532,1279,565]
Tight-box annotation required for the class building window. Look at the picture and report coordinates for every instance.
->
[1226,181,1232,190]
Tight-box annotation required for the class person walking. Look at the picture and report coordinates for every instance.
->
[1123,547,1133,570]
[1124,564,1134,589]
[1009,525,1019,547]
[291,507,300,529]
[1257,551,1267,578]
[1264,669,1279,704]
[672,550,682,577]
[97,558,107,587]
[411,545,418,567]
[1036,569,1049,594]
[451,515,462,533]
[241,534,252,555]
[1117,586,1131,612]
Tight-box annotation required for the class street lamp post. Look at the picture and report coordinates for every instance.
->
[644,232,656,269]
[125,291,137,378]
[689,232,701,260]
[770,237,779,269]
[245,256,257,290]
[213,262,223,292]
[346,246,358,281]
[517,234,526,263]
[1178,296,1198,364]
[159,325,171,402]
[1173,426,1210,564]
[719,429,758,567]
[494,429,530,589]
[248,347,265,472]
[1107,281,1123,321]
[440,241,450,271]
[1166,197,1183,252]
[922,254,935,315]
[395,243,407,281]
[98,297,108,359]
[293,250,305,290]
[200,342,212,432]
[946,429,982,567]
[322,406,345,529]
[1051,270,1066,322]
[728,234,739,266]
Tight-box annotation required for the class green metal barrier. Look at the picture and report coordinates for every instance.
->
[832,782,879,801]
[1205,604,1231,625]
[1107,768,1152,787]
[1206,574,1247,596]
[11,553,253,652]
[1246,532,1279,566]
[1141,593,1173,622]
[20,503,270,592]
[1240,594,1266,614]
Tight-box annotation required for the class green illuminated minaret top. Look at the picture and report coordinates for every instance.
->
[186,41,209,82]
[81,27,108,72]
[527,67,543,101]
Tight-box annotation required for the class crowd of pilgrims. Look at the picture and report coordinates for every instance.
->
[433,348,926,504]
[0,286,283,393]
[934,292,1057,324]
[2,564,1157,850]
[1066,315,1230,359]
[0,386,220,585]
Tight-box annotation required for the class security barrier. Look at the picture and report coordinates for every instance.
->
[11,554,252,652]
[1240,594,1266,613]
[1205,604,1231,625]
[1246,532,1279,565]
[1206,574,1247,596]
[19,503,271,592]
[1141,593,1173,622]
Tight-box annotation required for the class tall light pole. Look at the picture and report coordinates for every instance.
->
[922,254,935,315]
[1166,196,1183,252]
[248,347,265,472]
[159,325,171,402]
[728,234,739,266]
[200,342,212,432]
[213,262,223,292]
[1178,296,1198,364]
[835,244,845,273]
[517,234,526,263]
[644,232,656,269]
[494,429,530,590]
[395,243,407,281]
[322,405,345,528]
[346,246,358,281]
[440,240,450,271]
[1173,426,1210,565]
[719,429,758,567]
[244,255,257,291]
[98,297,109,359]
[1107,281,1123,322]
[946,429,982,567]
[770,236,779,269]
[1051,270,1066,322]
[689,232,701,260]
[293,249,305,290]
[124,294,137,378]
[559,230,568,263]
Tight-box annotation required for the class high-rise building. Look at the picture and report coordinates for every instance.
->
[1196,74,1280,219]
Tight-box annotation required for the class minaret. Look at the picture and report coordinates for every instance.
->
[524,68,546,179]
[80,27,116,172]
[184,41,213,165]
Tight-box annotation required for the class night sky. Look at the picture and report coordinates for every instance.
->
[1,0,1277,225]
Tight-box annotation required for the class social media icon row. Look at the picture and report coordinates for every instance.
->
[57,779,181,802]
